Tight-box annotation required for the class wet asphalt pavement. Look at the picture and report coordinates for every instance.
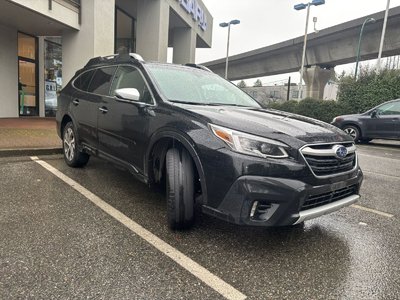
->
[1,141,399,299]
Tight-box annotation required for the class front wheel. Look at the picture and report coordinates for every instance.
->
[165,147,195,230]
[342,125,360,142]
[63,122,90,168]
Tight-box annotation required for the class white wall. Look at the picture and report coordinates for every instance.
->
[8,0,80,30]
[62,0,115,84]
[0,25,18,118]
[136,0,170,62]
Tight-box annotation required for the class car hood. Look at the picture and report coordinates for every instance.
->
[179,105,352,148]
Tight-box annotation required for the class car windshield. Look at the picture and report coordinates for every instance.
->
[146,64,261,108]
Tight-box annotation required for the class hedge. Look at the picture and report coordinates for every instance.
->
[266,99,346,123]
[337,68,400,113]
[264,68,400,123]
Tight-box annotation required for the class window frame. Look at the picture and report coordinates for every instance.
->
[110,64,156,106]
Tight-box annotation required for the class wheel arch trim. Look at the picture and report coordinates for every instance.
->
[145,129,208,205]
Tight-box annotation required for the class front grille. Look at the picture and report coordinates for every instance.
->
[301,143,357,177]
[304,153,356,176]
[301,185,357,211]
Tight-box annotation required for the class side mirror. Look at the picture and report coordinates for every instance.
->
[371,110,378,118]
[115,88,140,102]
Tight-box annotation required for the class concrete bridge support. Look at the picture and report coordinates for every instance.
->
[303,66,335,99]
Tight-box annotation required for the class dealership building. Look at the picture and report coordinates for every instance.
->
[0,0,213,118]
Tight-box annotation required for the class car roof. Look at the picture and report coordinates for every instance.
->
[81,53,212,74]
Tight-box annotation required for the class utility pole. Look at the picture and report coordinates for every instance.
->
[287,77,291,101]
[377,0,390,71]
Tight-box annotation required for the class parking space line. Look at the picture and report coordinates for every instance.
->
[362,170,400,180]
[30,157,247,300]
[357,145,400,153]
[351,204,394,218]
[358,152,400,162]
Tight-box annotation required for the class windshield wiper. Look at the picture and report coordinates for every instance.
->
[205,103,251,107]
[169,100,207,105]
[169,100,253,107]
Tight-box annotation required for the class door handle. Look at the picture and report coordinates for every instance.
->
[72,99,79,106]
[99,107,108,114]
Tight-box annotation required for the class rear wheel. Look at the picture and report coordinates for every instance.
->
[165,147,195,230]
[63,122,90,168]
[342,125,360,142]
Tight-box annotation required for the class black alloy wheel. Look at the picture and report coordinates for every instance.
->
[63,122,90,168]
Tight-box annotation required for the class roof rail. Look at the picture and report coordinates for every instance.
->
[185,63,212,72]
[85,53,145,68]
[129,53,144,61]
[85,54,119,67]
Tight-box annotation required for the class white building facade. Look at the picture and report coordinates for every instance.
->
[0,0,213,118]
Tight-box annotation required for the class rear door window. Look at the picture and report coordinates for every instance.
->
[73,70,95,91]
[87,67,117,96]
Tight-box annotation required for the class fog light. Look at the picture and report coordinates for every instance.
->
[250,201,259,218]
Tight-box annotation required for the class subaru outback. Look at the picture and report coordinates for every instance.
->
[56,53,363,230]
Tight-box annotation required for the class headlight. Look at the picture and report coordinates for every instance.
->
[332,117,342,123]
[209,124,289,158]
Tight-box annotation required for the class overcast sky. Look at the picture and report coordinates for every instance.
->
[195,0,400,85]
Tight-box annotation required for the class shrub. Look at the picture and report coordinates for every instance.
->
[265,98,345,123]
[264,67,400,123]
[337,68,400,113]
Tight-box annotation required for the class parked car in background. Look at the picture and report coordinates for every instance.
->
[56,53,363,230]
[331,99,400,142]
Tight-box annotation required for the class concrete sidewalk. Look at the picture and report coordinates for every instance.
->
[0,118,62,157]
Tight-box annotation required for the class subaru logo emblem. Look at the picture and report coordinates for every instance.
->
[333,145,348,159]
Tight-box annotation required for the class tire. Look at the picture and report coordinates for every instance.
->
[342,125,360,142]
[165,147,195,230]
[62,122,90,168]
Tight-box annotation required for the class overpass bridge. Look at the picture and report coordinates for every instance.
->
[203,6,400,99]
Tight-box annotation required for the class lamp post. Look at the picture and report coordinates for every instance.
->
[220,19,240,79]
[294,0,325,100]
[355,17,376,79]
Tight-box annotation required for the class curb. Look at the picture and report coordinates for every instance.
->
[0,147,63,158]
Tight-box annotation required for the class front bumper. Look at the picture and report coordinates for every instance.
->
[202,168,363,226]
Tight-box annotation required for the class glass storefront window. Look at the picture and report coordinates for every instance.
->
[18,33,36,60]
[115,8,136,54]
[18,32,38,116]
[44,38,62,117]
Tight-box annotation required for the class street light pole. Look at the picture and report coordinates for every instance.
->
[355,18,376,79]
[377,0,391,71]
[220,19,240,80]
[294,0,325,100]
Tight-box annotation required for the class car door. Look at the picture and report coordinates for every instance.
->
[365,101,400,139]
[97,65,155,174]
[75,66,117,152]
[69,69,98,148]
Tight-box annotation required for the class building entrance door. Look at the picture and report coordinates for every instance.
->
[18,33,38,116]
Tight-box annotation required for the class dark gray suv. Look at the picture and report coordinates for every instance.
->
[331,99,400,142]
[56,53,363,230]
